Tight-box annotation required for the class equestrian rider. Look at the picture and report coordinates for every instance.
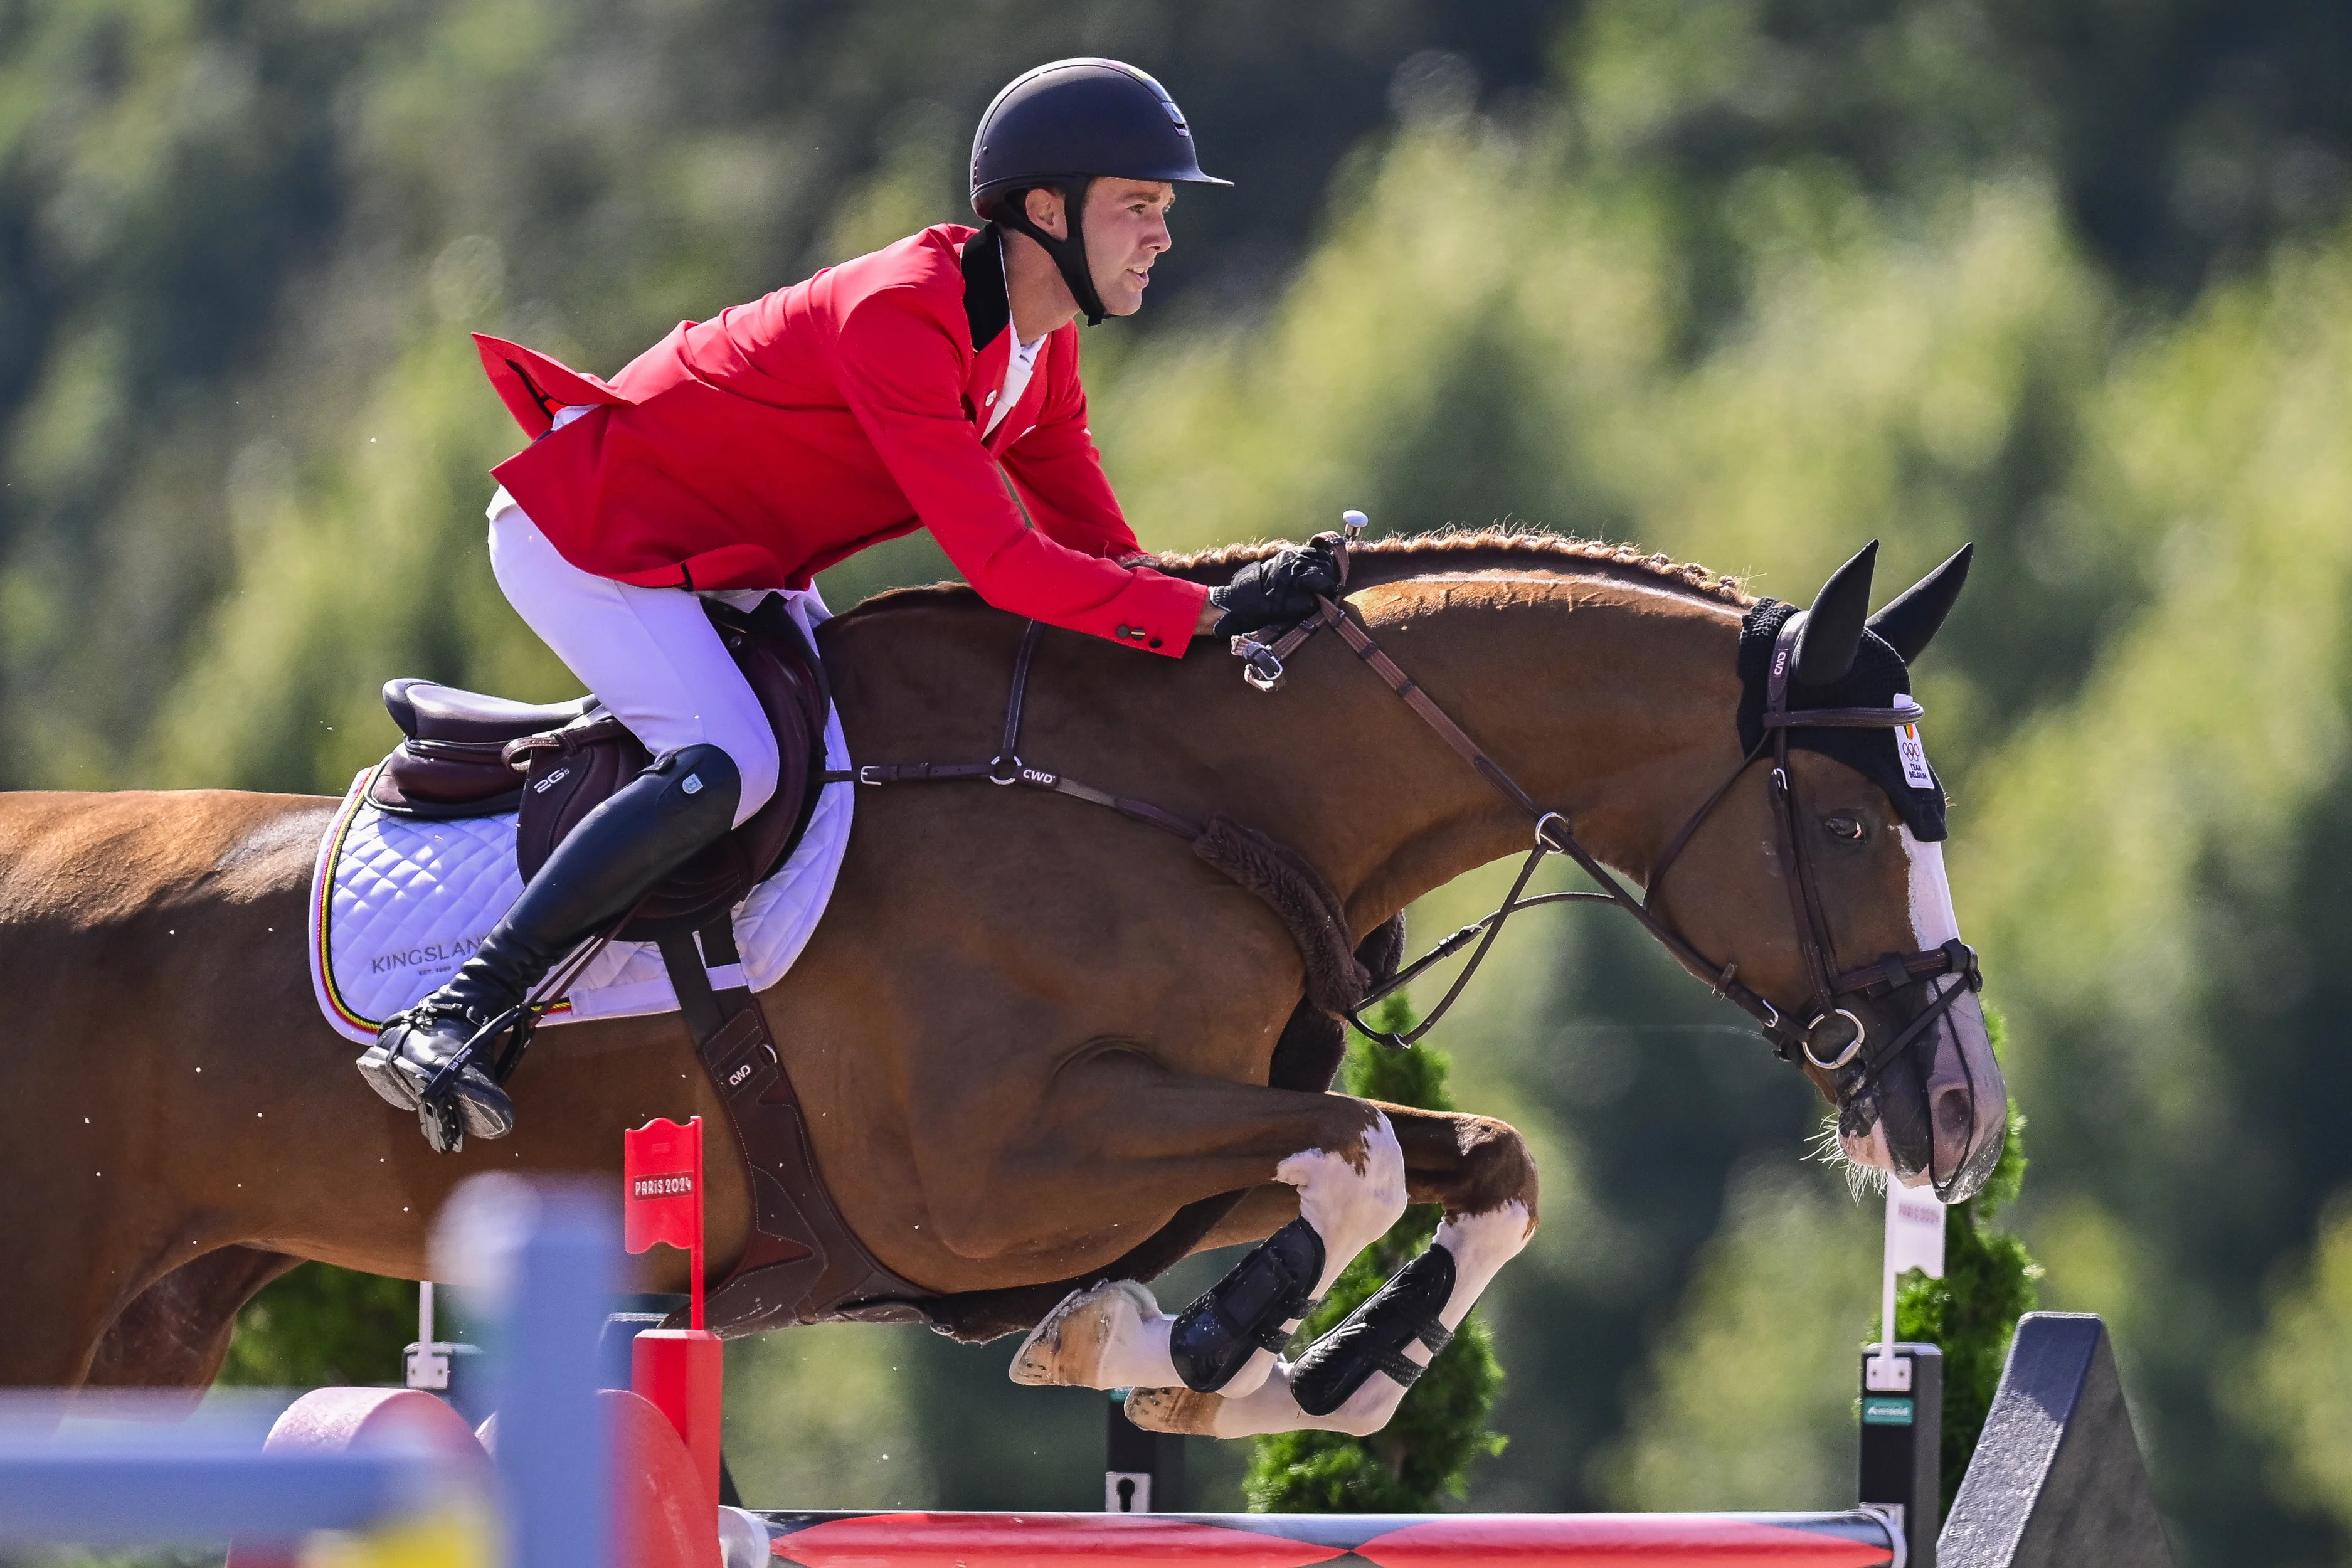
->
[356,59,1343,1147]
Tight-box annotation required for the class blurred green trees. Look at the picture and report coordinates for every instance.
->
[11,3,2352,1561]
[218,1265,414,1389]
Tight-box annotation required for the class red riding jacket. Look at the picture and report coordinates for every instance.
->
[474,224,1207,656]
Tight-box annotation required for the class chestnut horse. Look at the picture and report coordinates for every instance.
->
[0,531,2002,1440]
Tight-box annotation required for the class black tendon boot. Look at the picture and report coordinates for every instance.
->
[1287,1243,1456,1417]
[1169,1216,1326,1392]
[356,744,742,1150]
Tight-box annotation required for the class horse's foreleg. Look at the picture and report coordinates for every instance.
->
[1192,1184,1301,1251]
[1128,1104,1539,1438]
[1003,1073,1405,1400]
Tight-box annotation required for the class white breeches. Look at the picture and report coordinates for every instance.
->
[487,504,815,829]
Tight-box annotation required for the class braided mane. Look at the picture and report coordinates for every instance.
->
[835,526,1754,624]
[1159,527,1752,605]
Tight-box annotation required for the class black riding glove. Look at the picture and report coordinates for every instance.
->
[1209,540,1343,638]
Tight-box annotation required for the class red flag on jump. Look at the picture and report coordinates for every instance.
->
[623,1115,706,1330]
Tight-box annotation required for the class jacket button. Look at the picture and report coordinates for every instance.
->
[1148,637,1163,649]
[1116,624,1131,637]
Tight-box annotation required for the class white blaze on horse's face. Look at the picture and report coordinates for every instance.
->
[1838,829,2007,1197]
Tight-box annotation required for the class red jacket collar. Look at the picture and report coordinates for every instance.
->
[958,223,1061,449]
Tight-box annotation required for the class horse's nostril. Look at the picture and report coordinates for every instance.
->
[1933,1084,1973,1143]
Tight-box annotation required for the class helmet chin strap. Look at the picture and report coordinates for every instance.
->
[996,178,1106,327]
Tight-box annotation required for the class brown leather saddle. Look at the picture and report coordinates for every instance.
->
[364,593,928,1332]
[369,593,829,941]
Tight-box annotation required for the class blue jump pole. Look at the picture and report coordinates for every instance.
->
[0,1180,615,1568]
[490,1186,618,1568]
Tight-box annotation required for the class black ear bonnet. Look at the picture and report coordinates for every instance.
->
[1737,599,1948,842]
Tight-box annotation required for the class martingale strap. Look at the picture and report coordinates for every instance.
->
[827,621,1375,1017]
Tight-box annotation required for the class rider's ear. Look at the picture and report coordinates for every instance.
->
[1866,543,1974,664]
[1024,186,1067,241]
[1794,540,1878,686]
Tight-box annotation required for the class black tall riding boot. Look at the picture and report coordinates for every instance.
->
[356,744,742,1151]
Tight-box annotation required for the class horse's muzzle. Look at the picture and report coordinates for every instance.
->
[1838,982,2006,1203]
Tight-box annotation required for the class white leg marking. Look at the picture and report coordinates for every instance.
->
[1429,1201,1535,1335]
[1008,1280,1179,1389]
[1279,1111,1410,1296]
[1126,1200,1534,1439]
[1210,1112,1407,1399]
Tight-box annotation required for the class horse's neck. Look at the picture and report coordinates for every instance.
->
[1209,573,1747,933]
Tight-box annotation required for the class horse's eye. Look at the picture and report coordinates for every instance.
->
[1824,815,1865,843]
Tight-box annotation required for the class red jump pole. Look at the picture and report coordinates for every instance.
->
[623,1115,726,1512]
[749,1509,1902,1567]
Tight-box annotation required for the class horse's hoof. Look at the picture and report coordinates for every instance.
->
[1009,1279,1156,1387]
[1123,1385,1222,1436]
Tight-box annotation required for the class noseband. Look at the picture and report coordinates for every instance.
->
[1239,559,1980,1094]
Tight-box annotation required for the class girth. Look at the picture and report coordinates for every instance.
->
[652,921,930,1333]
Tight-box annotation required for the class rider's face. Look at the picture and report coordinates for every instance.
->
[1080,179,1174,316]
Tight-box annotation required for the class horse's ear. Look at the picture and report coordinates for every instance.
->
[1794,540,1878,686]
[1867,543,1974,664]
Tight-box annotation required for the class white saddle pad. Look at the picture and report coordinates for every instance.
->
[307,711,853,1045]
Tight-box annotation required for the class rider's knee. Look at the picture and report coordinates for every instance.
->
[708,724,780,829]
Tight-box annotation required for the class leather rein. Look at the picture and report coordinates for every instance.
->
[839,549,1979,1096]
[1240,554,1980,1087]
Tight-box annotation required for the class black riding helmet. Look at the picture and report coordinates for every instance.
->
[970,58,1231,325]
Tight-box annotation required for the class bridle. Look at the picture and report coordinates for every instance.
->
[837,532,1983,1129]
[1233,540,1980,1097]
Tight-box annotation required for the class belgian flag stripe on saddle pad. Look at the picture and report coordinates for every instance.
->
[304,710,855,1044]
